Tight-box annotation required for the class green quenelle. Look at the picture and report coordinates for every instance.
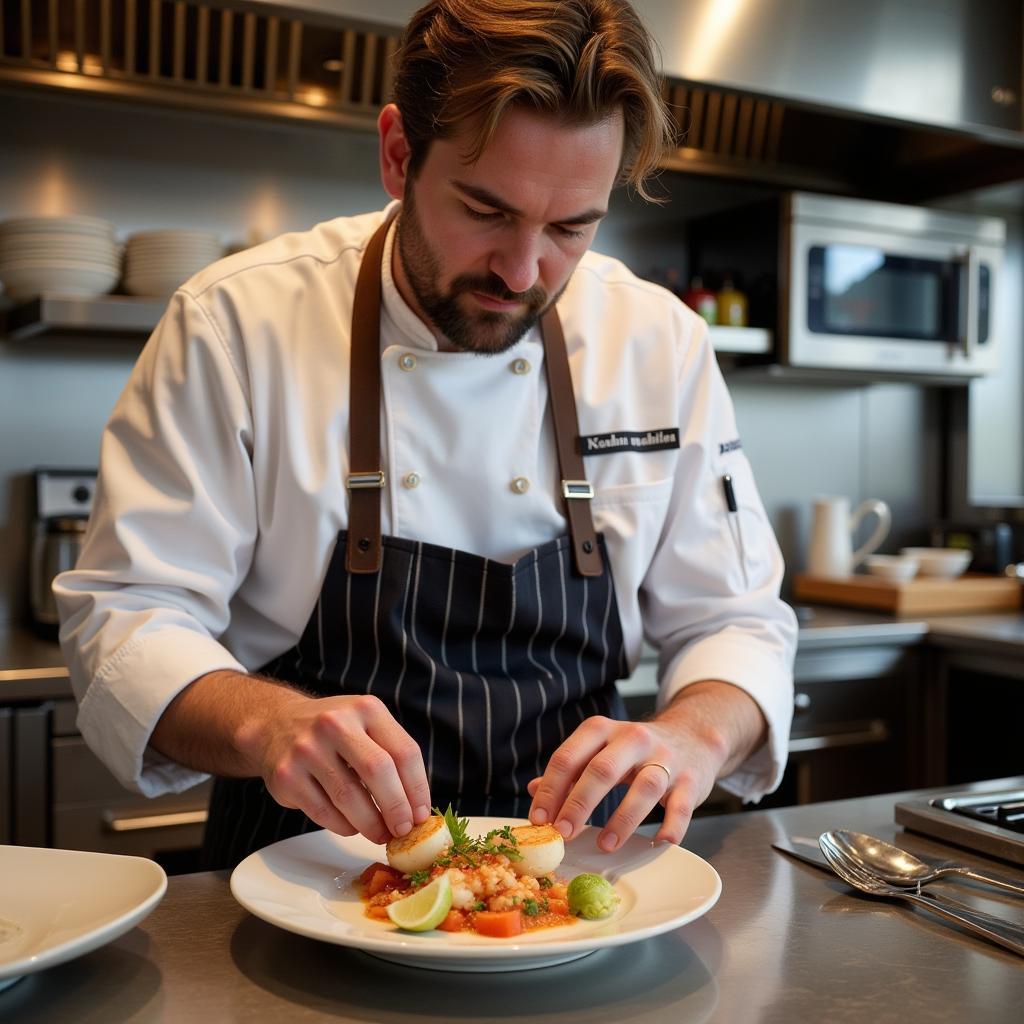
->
[567,873,619,920]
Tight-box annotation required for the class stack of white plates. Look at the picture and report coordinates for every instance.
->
[0,215,121,299]
[123,230,223,298]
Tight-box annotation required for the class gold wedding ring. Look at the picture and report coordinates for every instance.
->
[639,762,671,785]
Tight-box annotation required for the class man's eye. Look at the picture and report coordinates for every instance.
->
[556,225,587,241]
[463,204,501,222]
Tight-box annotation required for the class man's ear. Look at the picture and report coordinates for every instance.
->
[379,103,412,200]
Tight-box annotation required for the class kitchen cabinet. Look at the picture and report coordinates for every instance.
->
[0,685,210,872]
[922,623,1024,786]
[762,643,926,807]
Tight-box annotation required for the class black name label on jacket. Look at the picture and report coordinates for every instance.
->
[579,428,680,456]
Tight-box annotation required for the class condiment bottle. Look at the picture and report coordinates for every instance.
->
[716,276,748,327]
[682,276,717,324]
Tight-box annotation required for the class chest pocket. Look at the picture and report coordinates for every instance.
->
[592,476,673,572]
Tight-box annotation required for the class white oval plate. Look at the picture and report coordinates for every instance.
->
[230,817,721,972]
[0,845,167,991]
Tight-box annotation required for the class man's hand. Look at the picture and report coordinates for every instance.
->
[151,671,432,846]
[526,680,767,851]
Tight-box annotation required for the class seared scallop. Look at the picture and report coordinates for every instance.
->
[385,815,452,875]
[509,824,564,876]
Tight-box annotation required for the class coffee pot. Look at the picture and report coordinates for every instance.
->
[808,495,891,577]
[29,469,96,631]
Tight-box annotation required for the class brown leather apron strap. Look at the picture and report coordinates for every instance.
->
[347,216,602,578]
[540,306,604,577]
[345,219,392,573]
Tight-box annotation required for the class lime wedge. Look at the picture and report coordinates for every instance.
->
[385,874,452,932]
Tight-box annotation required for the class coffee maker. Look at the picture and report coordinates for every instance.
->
[30,469,96,633]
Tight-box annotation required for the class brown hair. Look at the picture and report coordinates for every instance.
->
[391,0,673,201]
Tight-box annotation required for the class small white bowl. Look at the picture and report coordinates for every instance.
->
[899,547,972,579]
[865,554,919,582]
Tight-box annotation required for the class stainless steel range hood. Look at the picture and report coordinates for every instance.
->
[3,0,1023,200]
[250,0,1023,138]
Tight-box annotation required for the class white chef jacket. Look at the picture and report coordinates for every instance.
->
[55,202,797,803]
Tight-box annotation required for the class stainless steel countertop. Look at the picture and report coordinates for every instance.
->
[5,780,1023,1022]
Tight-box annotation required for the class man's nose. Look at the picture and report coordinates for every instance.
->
[489,230,543,296]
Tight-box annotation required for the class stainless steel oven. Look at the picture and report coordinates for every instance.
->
[689,192,1006,378]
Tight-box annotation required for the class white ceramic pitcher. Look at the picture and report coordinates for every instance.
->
[808,496,892,577]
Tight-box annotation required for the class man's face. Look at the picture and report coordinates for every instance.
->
[391,105,624,354]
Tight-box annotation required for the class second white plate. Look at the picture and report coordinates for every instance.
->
[0,845,167,989]
[230,817,721,972]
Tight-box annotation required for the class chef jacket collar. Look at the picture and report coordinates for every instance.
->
[379,201,541,356]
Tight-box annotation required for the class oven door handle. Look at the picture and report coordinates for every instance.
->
[956,246,979,360]
[102,808,209,833]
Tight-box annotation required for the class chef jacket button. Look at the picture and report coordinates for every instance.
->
[399,353,417,371]
[510,357,531,375]
[510,476,530,494]
[402,472,421,489]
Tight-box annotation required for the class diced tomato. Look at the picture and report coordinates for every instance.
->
[438,910,466,933]
[473,910,523,938]
[358,862,390,885]
[367,904,391,920]
[366,867,405,897]
[546,899,570,916]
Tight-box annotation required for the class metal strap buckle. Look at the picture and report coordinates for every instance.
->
[562,479,595,500]
[347,471,386,490]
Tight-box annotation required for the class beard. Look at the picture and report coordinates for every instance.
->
[396,187,556,355]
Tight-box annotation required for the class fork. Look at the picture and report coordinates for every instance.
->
[819,832,1024,958]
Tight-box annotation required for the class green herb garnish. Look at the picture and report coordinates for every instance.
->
[472,901,486,912]
[429,805,522,867]
[522,898,541,917]
[406,869,430,887]
[433,804,472,849]
[482,825,523,860]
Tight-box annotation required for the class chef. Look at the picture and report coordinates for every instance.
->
[56,0,797,869]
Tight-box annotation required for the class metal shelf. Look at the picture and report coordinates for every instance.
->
[708,325,772,355]
[0,294,164,343]
[0,297,973,387]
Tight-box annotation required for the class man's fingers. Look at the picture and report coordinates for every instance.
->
[315,696,430,839]
[309,753,392,844]
[653,782,697,846]
[527,718,614,833]
[597,762,672,852]
[364,714,433,833]
[268,773,360,838]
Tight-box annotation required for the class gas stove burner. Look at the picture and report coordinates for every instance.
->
[935,790,1024,835]
[895,779,1024,867]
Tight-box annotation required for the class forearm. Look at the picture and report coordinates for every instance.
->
[150,669,309,778]
[654,678,768,781]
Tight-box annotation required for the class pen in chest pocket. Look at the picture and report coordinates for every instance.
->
[722,474,750,589]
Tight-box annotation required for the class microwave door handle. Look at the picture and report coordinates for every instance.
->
[959,246,980,360]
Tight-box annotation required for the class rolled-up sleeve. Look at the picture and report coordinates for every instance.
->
[55,288,256,796]
[643,320,797,802]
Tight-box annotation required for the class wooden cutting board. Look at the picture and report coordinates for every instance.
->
[793,572,1022,615]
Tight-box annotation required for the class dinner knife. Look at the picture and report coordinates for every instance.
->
[772,834,949,873]
[772,835,836,872]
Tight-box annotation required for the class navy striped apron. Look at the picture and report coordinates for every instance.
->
[201,221,628,870]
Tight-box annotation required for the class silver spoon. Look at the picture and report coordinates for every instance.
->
[830,829,1024,897]
[819,832,1024,957]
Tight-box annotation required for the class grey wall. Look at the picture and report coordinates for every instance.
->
[0,88,941,622]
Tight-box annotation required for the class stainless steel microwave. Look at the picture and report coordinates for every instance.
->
[688,192,1006,377]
